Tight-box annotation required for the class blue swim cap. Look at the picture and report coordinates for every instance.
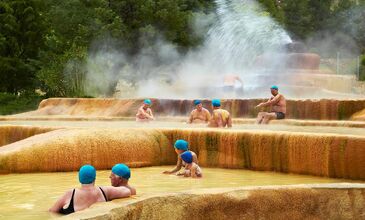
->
[212,99,221,107]
[79,165,96,184]
[270,85,279,90]
[180,151,193,163]
[194,100,201,106]
[112,164,131,179]
[174,139,189,151]
[144,99,152,105]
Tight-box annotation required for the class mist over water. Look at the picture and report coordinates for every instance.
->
[84,0,364,100]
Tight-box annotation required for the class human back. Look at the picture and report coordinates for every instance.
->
[50,165,109,215]
[69,186,107,212]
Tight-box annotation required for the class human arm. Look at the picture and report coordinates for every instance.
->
[147,109,154,120]
[255,97,274,108]
[102,186,131,200]
[227,115,232,128]
[205,110,211,123]
[260,95,281,107]
[49,190,72,213]
[187,111,194,124]
[136,107,153,119]
[163,156,183,174]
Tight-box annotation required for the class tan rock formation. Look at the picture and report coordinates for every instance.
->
[66,184,365,220]
[0,126,364,180]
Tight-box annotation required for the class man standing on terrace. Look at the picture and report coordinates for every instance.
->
[187,100,211,124]
[255,85,286,124]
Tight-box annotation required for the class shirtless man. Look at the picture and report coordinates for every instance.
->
[187,100,211,124]
[136,99,154,122]
[110,164,136,195]
[208,99,232,128]
[255,85,286,124]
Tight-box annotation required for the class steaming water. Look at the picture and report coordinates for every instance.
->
[0,166,362,220]
[205,0,291,72]
[113,0,299,99]
[112,0,364,99]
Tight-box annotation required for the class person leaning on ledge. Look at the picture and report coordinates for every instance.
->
[49,165,131,215]
[255,85,287,124]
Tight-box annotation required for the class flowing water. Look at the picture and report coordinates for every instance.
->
[0,166,362,220]
[1,120,365,137]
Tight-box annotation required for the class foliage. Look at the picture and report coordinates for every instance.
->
[0,92,43,115]
[0,0,47,94]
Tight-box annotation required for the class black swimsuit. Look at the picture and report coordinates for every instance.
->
[59,187,108,215]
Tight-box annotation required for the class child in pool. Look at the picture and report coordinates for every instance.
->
[180,151,202,178]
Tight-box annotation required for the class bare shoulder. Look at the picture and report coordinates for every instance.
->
[63,189,74,197]
[102,186,131,200]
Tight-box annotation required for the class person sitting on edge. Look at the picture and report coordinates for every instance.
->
[208,99,232,128]
[187,100,211,124]
[49,165,131,215]
[180,151,202,178]
[110,163,136,195]
[136,99,154,122]
[255,85,286,124]
[162,139,198,175]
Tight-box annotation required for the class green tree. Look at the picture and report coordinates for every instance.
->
[258,0,285,24]
[308,0,333,32]
[282,0,313,40]
[37,0,123,97]
[0,0,46,94]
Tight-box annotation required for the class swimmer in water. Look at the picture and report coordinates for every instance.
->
[208,99,232,128]
[187,100,211,124]
[180,151,202,178]
[162,139,198,175]
[109,164,136,195]
[136,99,154,122]
[49,165,131,215]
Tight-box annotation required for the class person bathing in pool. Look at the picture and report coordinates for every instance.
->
[136,99,154,122]
[255,85,286,124]
[109,163,136,195]
[49,165,131,215]
[162,139,198,175]
[187,100,211,124]
[207,99,232,128]
[180,151,202,178]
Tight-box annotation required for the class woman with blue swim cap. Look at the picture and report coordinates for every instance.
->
[50,165,131,215]
[163,139,199,175]
[136,99,154,122]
